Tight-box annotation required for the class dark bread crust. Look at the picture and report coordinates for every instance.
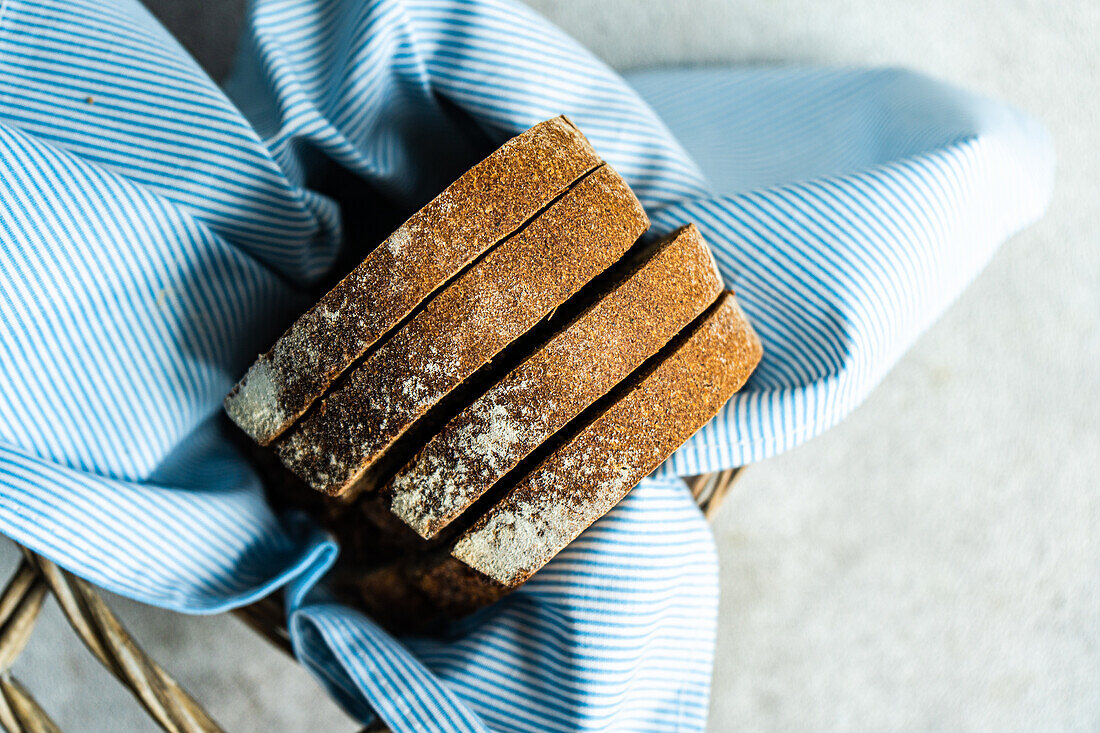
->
[357,293,760,624]
[447,292,762,589]
[387,224,724,539]
[276,165,649,498]
[225,117,600,445]
[348,554,508,634]
[223,116,766,631]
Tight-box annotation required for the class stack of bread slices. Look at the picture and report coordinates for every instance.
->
[226,117,762,630]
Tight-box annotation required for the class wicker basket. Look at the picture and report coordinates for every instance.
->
[0,469,741,732]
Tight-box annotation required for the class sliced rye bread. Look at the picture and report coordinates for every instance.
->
[387,224,724,540]
[276,165,649,498]
[418,292,762,614]
[225,116,601,445]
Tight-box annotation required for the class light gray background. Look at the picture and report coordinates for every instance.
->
[2,1,1095,730]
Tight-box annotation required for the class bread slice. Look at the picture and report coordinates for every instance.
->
[356,292,761,623]
[440,292,761,594]
[387,224,724,539]
[276,165,649,498]
[225,117,601,445]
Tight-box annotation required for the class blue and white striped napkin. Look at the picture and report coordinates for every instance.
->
[0,0,1051,730]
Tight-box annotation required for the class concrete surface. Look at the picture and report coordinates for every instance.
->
[2,0,1095,730]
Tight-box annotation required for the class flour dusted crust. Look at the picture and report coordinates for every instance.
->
[276,165,649,497]
[387,224,724,539]
[225,116,766,629]
[224,117,600,445]
[448,292,762,588]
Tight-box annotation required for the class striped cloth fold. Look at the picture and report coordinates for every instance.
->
[0,0,1052,730]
